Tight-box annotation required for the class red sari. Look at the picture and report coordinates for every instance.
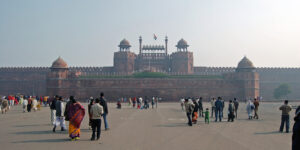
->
[68,102,85,139]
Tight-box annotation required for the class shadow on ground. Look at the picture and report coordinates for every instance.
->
[155,123,188,128]
[254,131,283,135]
[12,138,70,143]
[12,130,66,135]
[14,123,49,128]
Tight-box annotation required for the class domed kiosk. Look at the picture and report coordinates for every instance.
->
[48,57,69,79]
[236,56,255,72]
[170,38,193,74]
[234,56,259,100]
[47,56,70,97]
[118,39,131,51]
[51,57,68,69]
[114,39,136,74]
[176,38,189,51]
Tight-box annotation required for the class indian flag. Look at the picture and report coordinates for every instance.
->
[153,34,157,40]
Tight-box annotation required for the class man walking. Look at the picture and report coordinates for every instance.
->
[22,98,28,113]
[211,98,216,118]
[221,98,225,118]
[100,92,109,130]
[233,98,239,118]
[53,96,66,132]
[253,98,260,119]
[279,100,292,133]
[184,98,195,126]
[215,97,223,122]
[228,100,235,122]
[198,97,204,117]
[50,96,58,125]
[90,98,103,141]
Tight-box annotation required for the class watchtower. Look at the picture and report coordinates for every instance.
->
[113,39,136,74]
[47,57,69,97]
[235,56,260,100]
[170,39,194,74]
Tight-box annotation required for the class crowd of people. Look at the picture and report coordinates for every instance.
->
[0,95,49,114]
[181,96,242,126]
[50,93,109,141]
[181,97,300,149]
[115,96,159,110]
[1,93,300,149]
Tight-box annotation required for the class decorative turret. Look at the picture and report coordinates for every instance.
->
[234,56,259,100]
[176,38,189,52]
[114,39,136,74]
[47,57,70,97]
[170,38,193,74]
[49,57,69,79]
[236,56,255,72]
[51,57,68,69]
[118,39,131,52]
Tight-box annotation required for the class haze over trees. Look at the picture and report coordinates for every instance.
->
[273,83,291,99]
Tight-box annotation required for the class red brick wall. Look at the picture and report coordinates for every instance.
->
[170,52,193,74]
[47,77,247,101]
[113,51,136,74]
[0,69,49,96]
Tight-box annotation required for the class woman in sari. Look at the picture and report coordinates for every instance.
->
[192,99,199,124]
[66,96,85,141]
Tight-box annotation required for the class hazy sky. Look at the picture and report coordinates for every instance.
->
[0,0,300,67]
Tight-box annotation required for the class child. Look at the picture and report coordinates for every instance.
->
[205,108,210,124]
[37,101,41,111]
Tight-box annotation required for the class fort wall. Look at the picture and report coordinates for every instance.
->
[47,77,242,101]
[0,67,49,96]
[1,66,299,100]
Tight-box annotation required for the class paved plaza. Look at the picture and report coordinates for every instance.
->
[0,102,296,150]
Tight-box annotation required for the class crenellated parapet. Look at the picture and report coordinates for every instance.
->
[0,67,50,72]
[194,67,235,75]
[256,67,300,72]
[1,66,300,75]
[194,66,300,75]
[69,66,114,72]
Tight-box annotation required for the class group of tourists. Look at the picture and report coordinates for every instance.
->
[182,96,264,126]
[182,97,210,126]
[182,96,242,126]
[181,96,300,150]
[49,92,109,141]
[116,96,159,110]
[0,95,49,114]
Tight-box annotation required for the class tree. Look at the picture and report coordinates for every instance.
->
[273,84,291,99]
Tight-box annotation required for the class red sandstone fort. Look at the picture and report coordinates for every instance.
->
[1,37,300,101]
